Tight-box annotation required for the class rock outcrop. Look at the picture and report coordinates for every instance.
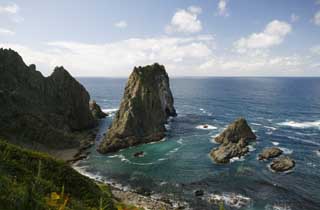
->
[90,100,108,119]
[98,63,176,153]
[258,147,283,160]
[210,118,256,164]
[0,48,95,150]
[270,156,295,172]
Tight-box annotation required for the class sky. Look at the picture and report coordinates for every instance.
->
[0,0,320,77]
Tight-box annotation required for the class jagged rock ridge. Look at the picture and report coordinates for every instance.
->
[0,48,95,150]
[98,63,176,153]
[210,118,256,164]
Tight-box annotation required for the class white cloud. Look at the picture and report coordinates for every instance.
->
[290,13,299,23]
[313,10,320,26]
[0,27,15,35]
[165,6,202,34]
[114,20,127,29]
[1,35,214,76]
[310,45,320,55]
[0,3,19,14]
[217,0,229,17]
[234,20,292,53]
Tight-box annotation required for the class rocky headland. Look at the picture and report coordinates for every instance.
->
[0,48,98,160]
[210,118,256,164]
[98,63,177,153]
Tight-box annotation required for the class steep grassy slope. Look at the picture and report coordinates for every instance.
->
[0,139,115,210]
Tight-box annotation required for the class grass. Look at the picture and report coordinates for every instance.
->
[0,139,116,210]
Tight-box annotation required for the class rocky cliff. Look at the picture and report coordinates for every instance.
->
[0,48,95,150]
[98,63,176,153]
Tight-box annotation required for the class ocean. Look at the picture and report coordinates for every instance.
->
[76,77,320,210]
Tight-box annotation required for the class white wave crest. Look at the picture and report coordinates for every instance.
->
[272,141,280,146]
[279,147,293,155]
[264,126,277,131]
[196,124,218,130]
[102,108,118,113]
[277,120,320,129]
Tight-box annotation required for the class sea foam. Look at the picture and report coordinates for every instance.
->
[277,120,320,129]
[196,124,218,130]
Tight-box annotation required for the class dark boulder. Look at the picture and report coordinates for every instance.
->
[270,156,295,172]
[258,147,283,160]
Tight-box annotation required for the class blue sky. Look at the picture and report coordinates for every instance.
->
[1,0,320,77]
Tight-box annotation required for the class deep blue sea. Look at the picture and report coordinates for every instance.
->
[76,77,320,210]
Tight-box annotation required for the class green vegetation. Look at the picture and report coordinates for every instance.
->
[0,139,116,210]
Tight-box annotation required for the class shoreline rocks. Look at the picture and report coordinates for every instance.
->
[98,63,177,153]
[258,147,283,160]
[90,100,108,119]
[270,156,295,172]
[210,118,256,164]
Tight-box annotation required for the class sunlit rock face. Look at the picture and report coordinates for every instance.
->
[98,63,177,153]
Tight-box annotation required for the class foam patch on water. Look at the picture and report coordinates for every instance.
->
[251,123,262,126]
[108,154,158,165]
[266,131,273,135]
[196,124,218,130]
[102,108,118,113]
[230,156,246,162]
[277,120,320,129]
[316,150,320,157]
[248,145,256,152]
[264,126,277,130]
[272,141,280,146]
[208,193,251,209]
[265,204,292,210]
[278,147,293,155]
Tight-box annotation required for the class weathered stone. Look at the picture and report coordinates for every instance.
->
[0,48,95,150]
[210,118,256,164]
[258,147,283,160]
[194,190,204,196]
[98,63,176,153]
[90,100,107,119]
[214,118,256,144]
[133,151,144,157]
[270,156,295,172]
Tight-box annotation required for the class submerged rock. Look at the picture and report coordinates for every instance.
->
[194,189,204,197]
[258,147,283,160]
[98,63,176,153]
[133,151,144,157]
[0,48,95,150]
[90,100,108,119]
[270,156,295,172]
[210,118,256,164]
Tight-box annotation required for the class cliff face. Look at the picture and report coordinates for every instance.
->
[0,48,95,150]
[98,63,176,153]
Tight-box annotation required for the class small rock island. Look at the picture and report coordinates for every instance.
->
[210,118,256,164]
[98,63,177,153]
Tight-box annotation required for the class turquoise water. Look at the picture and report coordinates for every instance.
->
[77,77,320,210]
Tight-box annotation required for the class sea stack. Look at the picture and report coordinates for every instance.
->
[210,118,256,164]
[98,63,176,153]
